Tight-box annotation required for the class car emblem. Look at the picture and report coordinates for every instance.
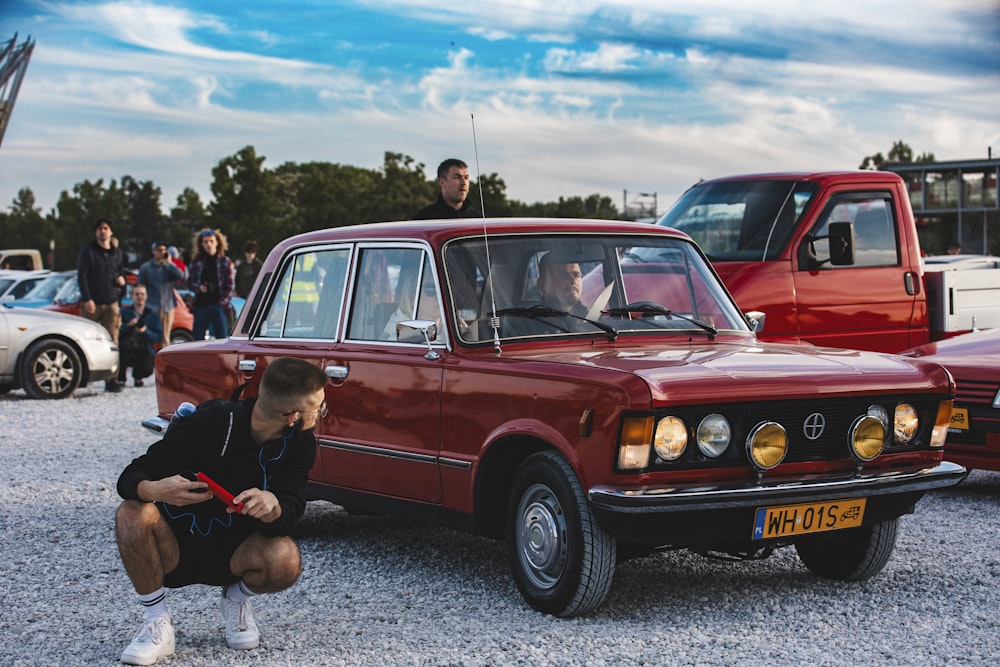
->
[803,413,826,440]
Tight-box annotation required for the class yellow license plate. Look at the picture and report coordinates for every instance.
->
[950,407,969,431]
[752,498,866,539]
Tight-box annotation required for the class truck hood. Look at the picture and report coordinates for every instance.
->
[508,339,950,404]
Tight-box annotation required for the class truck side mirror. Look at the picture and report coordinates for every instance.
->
[801,221,856,269]
[827,221,855,266]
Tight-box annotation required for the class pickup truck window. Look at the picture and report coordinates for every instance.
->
[657,180,817,261]
[808,195,900,268]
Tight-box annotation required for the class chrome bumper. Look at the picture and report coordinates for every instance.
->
[588,461,968,514]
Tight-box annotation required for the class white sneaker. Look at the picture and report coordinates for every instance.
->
[120,616,175,665]
[221,590,260,650]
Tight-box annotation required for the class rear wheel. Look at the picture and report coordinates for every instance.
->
[505,451,616,617]
[20,338,83,399]
[169,328,193,345]
[795,518,898,580]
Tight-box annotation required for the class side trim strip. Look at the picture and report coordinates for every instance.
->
[318,439,437,465]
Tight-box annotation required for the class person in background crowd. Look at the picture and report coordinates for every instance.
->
[114,357,329,665]
[235,240,263,299]
[413,158,477,219]
[947,242,962,255]
[138,242,186,348]
[118,284,161,388]
[77,217,127,392]
[167,247,187,284]
[187,229,235,341]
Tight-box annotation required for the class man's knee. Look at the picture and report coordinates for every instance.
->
[236,536,302,590]
[266,537,302,587]
[115,500,161,534]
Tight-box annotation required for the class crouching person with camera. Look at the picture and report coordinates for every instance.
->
[118,285,160,388]
[114,357,328,665]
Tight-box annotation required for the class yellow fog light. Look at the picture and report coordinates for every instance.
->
[654,416,688,461]
[746,421,787,470]
[894,403,919,444]
[618,416,654,470]
[850,415,885,462]
[697,414,731,457]
[930,400,953,448]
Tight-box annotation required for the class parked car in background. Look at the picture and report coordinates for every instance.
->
[10,271,76,309]
[144,218,965,617]
[42,272,194,345]
[0,304,119,398]
[0,270,51,302]
[901,328,1000,471]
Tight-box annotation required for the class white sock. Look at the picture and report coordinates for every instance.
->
[138,588,168,621]
[224,580,257,604]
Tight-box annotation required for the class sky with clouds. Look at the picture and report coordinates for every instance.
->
[1,0,998,218]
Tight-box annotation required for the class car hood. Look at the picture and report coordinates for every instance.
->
[2,305,106,332]
[900,328,1000,373]
[506,339,951,404]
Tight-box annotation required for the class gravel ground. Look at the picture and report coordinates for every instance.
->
[1,378,998,667]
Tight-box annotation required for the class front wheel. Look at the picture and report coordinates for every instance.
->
[169,328,193,345]
[795,518,898,581]
[20,338,84,399]
[505,451,616,617]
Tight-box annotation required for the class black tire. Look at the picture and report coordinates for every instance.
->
[170,328,193,345]
[0,383,11,395]
[505,451,616,617]
[795,518,898,581]
[20,338,84,399]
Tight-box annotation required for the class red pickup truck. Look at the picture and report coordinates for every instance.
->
[657,171,1000,353]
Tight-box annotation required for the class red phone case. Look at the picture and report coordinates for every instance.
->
[196,472,244,511]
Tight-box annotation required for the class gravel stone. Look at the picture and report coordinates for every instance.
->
[1,378,998,665]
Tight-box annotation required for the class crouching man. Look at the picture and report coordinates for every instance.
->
[114,357,329,665]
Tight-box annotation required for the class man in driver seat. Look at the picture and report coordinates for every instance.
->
[506,252,591,336]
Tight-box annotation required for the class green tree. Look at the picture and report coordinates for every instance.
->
[860,140,936,170]
[361,152,436,223]
[51,179,130,269]
[1,188,57,267]
[208,146,282,257]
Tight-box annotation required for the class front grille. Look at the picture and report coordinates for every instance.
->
[951,377,1000,445]
[651,395,941,470]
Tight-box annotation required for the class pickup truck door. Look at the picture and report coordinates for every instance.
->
[791,191,918,353]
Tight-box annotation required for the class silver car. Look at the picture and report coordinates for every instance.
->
[0,305,119,399]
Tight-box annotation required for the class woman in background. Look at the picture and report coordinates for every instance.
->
[187,228,235,340]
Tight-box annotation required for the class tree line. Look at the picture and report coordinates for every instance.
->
[0,147,620,270]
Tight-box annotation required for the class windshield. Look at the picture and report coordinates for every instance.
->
[22,273,72,301]
[443,234,749,344]
[657,180,817,261]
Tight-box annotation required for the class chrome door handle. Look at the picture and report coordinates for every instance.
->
[325,365,349,379]
[239,359,257,372]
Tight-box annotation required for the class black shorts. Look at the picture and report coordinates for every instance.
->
[158,503,255,588]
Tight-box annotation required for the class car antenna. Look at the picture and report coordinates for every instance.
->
[471,113,503,356]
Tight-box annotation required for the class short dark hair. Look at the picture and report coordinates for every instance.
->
[437,158,468,180]
[244,240,260,254]
[258,357,328,417]
[94,218,113,231]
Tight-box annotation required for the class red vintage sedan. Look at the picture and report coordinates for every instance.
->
[901,328,1000,471]
[144,218,965,616]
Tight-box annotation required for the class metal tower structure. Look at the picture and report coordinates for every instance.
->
[0,32,35,150]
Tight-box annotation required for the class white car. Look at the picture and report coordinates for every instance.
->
[0,305,119,399]
[0,269,51,302]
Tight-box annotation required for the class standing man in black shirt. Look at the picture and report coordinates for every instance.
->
[413,158,477,219]
[78,217,127,392]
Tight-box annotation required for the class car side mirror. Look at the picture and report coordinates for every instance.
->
[398,319,440,360]
[745,310,766,334]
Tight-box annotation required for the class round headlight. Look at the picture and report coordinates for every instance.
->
[746,421,787,470]
[894,403,919,444]
[867,404,889,429]
[696,414,731,458]
[850,415,885,461]
[654,416,688,461]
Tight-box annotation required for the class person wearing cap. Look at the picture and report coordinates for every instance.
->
[138,242,186,348]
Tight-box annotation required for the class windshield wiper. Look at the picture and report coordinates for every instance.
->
[496,304,618,341]
[604,301,718,339]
